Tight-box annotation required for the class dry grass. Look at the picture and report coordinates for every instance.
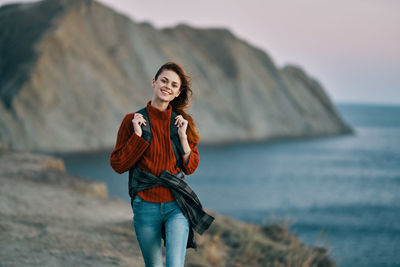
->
[185,210,336,267]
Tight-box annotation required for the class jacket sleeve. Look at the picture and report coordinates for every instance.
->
[110,114,150,174]
[181,140,199,175]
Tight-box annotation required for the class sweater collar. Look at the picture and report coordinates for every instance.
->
[146,100,172,121]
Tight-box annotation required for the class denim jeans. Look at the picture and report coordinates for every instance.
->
[131,194,190,267]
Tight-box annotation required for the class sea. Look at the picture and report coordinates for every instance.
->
[51,102,400,267]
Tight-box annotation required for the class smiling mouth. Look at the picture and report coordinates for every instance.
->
[161,89,171,95]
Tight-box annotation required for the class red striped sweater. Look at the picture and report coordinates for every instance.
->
[110,100,200,202]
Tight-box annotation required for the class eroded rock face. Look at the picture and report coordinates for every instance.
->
[0,0,352,153]
[0,150,336,266]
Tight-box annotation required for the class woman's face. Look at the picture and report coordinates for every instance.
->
[152,69,181,103]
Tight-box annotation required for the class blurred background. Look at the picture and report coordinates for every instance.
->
[1,0,399,266]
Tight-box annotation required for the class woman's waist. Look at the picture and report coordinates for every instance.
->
[137,187,175,202]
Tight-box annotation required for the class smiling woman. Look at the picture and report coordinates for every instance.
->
[156,72,181,97]
[109,62,213,267]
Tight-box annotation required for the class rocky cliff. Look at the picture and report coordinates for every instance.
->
[0,0,353,152]
[0,149,336,266]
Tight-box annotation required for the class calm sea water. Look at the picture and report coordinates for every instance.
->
[52,103,400,267]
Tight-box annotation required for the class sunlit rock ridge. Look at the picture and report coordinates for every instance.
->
[0,0,353,152]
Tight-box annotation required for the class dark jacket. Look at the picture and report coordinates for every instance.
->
[130,166,215,250]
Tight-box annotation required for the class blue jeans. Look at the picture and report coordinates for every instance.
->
[131,194,190,267]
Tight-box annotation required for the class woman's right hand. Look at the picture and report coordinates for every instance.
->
[132,113,147,137]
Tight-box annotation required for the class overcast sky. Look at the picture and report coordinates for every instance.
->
[2,0,399,105]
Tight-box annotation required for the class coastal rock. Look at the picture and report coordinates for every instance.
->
[0,0,352,152]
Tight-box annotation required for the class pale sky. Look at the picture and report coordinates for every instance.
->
[2,0,399,105]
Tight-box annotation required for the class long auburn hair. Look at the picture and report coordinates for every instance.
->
[154,62,201,145]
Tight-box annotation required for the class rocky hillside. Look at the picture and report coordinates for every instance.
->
[0,149,336,266]
[0,0,353,153]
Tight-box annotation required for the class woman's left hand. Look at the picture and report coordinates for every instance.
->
[175,115,188,137]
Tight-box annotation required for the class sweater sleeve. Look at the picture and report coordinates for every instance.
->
[181,141,200,175]
[110,114,150,174]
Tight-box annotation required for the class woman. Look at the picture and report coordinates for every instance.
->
[110,62,213,267]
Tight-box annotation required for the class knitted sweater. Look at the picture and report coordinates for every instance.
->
[110,100,200,202]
